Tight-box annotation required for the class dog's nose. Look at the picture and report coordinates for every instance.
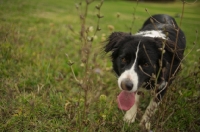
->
[121,79,133,91]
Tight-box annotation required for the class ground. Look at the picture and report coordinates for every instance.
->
[0,0,200,131]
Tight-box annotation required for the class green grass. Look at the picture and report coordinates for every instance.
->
[0,0,200,131]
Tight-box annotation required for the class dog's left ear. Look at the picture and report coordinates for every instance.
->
[104,32,130,53]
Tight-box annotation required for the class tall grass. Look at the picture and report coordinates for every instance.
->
[0,0,199,131]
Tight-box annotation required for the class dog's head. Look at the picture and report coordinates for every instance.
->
[105,32,180,92]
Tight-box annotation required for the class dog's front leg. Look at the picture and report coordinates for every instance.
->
[123,92,140,123]
[140,81,167,129]
[139,98,158,129]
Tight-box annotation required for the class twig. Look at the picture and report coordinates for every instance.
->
[183,0,198,4]
[143,45,154,69]
[156,40,166,82]
[145,8,162,25]
[139,65,152,78]
[65,54,80,84]
[93,0,104,38]
[130,0,139,33]
[169,0,186,79]
[161,109,174,127]
[171,30,198,79]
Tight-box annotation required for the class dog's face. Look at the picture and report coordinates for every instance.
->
[105,32,167,92]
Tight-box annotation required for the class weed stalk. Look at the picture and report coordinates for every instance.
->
[67,0,104,130]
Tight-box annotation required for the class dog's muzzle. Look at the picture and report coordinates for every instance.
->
[121,78,133,91]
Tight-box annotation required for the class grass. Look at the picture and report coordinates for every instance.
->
[0,0,200,131]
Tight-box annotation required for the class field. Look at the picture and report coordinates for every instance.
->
[0,0,200,131]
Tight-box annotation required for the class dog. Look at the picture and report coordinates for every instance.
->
[104,14,186,128]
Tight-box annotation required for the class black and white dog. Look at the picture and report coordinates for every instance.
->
[104,14,186,127]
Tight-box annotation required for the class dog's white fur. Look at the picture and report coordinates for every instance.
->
[135,30,167,40]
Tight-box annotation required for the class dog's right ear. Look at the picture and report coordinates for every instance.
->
[104,32,130,53]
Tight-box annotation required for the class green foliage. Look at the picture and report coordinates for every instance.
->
[0,0,199,131]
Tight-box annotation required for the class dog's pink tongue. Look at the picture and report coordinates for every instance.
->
[117,91,135,111]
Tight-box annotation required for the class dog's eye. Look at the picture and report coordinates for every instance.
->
[121,57,127,63]
[143,63,149,67]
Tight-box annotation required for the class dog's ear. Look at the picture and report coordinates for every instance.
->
[104,32,131,53]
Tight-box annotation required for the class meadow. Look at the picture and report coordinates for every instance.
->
[0,0,200,131]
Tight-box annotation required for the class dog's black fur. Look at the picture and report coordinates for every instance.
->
[105,14,186,100]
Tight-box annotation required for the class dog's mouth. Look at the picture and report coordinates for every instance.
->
[117,78,137,111]
[117,90,136,111]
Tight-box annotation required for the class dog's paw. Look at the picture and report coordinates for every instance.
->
[139,115,151,130]
[123,107,137,123]
[123,111,136,123]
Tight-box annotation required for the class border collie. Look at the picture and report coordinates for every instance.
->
[104,14,186,128]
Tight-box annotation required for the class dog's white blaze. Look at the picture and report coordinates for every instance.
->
[135,30,167,40]
[118,42,141,92]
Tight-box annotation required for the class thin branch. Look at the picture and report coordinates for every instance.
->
[130,0,139,33]
[145,8,161,25]
[66,54,81,84]
[179,0,185,27]
[143,45,154,69]
[184,0,198,4]
[139,65,152,78]
[155,40,166,87]
[170,30,198,79]
[161,109,175,127]
[93,0,104,38]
